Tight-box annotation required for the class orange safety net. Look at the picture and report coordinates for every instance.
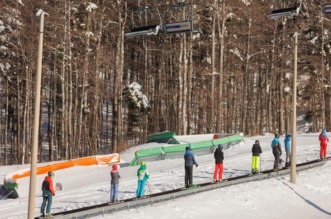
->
[10,154,120,180]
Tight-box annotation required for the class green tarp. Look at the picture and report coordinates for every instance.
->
[3,179,19,199]
[129,133,244,166]
[147,131,180,144]
[162,144,189,153]
[135,147,164,157]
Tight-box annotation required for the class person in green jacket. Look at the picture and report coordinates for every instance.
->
[136,161,149,198]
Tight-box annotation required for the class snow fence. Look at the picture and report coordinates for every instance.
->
[3,153,120,199]
[129,132,243,166]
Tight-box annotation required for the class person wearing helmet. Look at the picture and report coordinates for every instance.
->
[251,140,262,174]
[40,171,55,218]
[284,133,292,167]
[136,161,149,198]
[319,128,329,160]
[184,146,198,188]
[213,144,224,182]
[271,134,282,171]
[110,164,121,203]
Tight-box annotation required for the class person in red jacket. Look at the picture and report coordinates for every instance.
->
[319,128,329,160]
[41,171,55,218]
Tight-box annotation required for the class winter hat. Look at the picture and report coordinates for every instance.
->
[322,128,326,132]
[141,161,146,166]
[48,171,54,178]
[112,164,118,170]
[255,140,260,145]
[218,144,223,149]
[275,133,279,138]
[185,146,190,151]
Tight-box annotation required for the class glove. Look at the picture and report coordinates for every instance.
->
[53,193,55,196]
[195,164,198,168]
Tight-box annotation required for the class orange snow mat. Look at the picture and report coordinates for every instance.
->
[8,153,120,180]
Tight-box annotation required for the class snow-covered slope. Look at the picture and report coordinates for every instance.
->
[0,133,330,219]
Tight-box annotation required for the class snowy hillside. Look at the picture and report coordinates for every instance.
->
[0,133,330,219]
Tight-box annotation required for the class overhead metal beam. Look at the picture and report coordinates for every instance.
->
[125,25,160,37]
[267,7,299,19]
[164,21,192,34]
[322,4,331,15]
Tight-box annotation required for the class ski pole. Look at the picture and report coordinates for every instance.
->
[146,181,152,195]
[259,154,262,172]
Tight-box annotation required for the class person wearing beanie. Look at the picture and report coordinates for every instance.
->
[319,128,329,160]
[271,134,282,171]
[284,133,292,167]
[136,161,149,198]
[184,146,198,188]
[251,140,262,174]
[40,171,55,218]
[110,164,121,203]
[213,144,224,182]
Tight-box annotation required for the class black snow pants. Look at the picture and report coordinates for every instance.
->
[185,165,193,187]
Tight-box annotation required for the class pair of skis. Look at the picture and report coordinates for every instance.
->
[212,179,228,184]
[249,172,263,176]
[132,196,150,200]
[108,200,125,205]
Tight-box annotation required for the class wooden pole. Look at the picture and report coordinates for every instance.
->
[290,33,297,184]
[28,10,45,219]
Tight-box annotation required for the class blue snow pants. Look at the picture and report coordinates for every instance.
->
[136,180,146,197]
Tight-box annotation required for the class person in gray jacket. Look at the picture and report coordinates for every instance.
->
[110,164,121,203]
[184,146,198,188]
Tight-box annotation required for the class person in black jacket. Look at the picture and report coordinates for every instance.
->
[213,144,224,182]
[272,142,282,171]
[251,140,262,174]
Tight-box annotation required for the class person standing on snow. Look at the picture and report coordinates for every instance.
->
[41,171,55,218]
[251,140,262,174]
[213,144,224,182]
[271,134,282,171]
[319,128,329,160]
[110,164,121,203]
[136,161,149,198]
[184,146,198,188]
[284,133,292,167]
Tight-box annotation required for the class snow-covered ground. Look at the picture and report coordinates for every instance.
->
[0,133,330,219]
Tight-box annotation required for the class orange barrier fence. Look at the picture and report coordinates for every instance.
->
[8,153,120,180]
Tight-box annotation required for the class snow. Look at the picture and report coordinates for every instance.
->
[127,82,151,110]
[0,63,11,72]
[86,3,98,12]
[1,133,331,218]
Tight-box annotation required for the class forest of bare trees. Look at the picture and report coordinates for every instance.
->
[0,0,330,165]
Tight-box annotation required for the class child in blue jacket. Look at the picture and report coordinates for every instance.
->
[284,133,291,167]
